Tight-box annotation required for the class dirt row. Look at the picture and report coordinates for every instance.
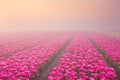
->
[86,34,120,80]
[31,34,75,80]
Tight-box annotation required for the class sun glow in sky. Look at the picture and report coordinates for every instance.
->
[0,0,120,32]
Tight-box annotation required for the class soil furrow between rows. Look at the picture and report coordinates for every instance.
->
[86,34,120,80]
[32,34,75,80]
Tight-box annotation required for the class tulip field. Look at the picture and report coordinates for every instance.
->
[89,33,120,65]
[0,32,120,80]
[49,34,118,80]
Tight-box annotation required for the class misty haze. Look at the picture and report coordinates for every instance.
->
[0,0,120,80]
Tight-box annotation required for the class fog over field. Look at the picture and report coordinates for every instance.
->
[0,0,120,34]
[0,1,120,80]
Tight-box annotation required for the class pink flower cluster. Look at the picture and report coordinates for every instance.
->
[0,34,57,59]
[49,34,117,80]
[0,35,70,79]
[0,40,36,58]
[89,33,120,65]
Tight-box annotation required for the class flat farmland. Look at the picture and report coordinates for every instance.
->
[0,32,120,80]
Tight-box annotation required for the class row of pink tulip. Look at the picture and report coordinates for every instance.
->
[0,39,38,58]
[49,34,117,80]
[89,33,120,65]
[0,34,60,59]
[0,34,71,79]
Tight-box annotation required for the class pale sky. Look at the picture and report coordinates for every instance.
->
[0,0,120,32]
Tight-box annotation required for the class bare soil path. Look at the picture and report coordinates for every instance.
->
[31,34,75,80]
[86,34,120,80]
